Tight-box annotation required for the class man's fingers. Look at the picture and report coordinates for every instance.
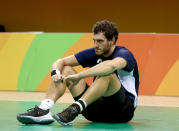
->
[64,77,70,83]
[51,76,55,81]
[58,75,62,82]
[69,84,73,89]
[63,77,73,88]
[51,74,64,83]
[54,76,58,82]
[61,75,65,83]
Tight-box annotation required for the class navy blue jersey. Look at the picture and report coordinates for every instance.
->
[74,46,139,107]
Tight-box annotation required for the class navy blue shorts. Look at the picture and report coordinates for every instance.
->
[73,84,135,123]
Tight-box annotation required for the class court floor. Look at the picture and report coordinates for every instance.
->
[1,100,179,131]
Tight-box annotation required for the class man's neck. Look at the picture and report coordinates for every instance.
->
[102,45,116,57]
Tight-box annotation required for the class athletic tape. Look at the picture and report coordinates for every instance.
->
[51,69,61,76]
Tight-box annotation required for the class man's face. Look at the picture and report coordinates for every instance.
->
[93,32,113,56]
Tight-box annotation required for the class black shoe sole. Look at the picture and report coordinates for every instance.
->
[17,116,54,125]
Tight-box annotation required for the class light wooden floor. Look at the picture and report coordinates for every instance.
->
[0,91,179,107]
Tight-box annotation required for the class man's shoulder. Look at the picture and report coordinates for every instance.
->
[75,48,96,58]
[75,48,94,55]
[115,46,131,54]
[114,46,136,61]
[82,48,94,52]
[77,48,94,54]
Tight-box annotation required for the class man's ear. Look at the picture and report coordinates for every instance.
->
[112,37,115,45]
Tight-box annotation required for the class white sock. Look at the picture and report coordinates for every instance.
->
[39,99,54,110]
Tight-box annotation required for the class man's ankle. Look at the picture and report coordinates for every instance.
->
[74,99,87,113]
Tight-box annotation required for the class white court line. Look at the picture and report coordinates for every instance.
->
[0,91,179,107]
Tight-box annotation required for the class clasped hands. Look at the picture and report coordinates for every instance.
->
[51,73,80,88]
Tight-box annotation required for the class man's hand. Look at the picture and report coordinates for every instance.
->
[51,69,64,83]
[51,74,64,83]
[64,74,81,88]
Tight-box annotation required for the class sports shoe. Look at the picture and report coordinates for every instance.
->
[17,106,54,124]
[53,104,80,126]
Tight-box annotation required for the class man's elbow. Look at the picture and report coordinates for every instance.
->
[112,58,127,70]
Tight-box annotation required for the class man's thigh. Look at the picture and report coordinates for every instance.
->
[81,85,135,123]
[102,73,122,97]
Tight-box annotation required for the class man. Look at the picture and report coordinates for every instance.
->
[17,20,139,126]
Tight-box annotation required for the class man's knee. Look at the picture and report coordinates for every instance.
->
[96,73,121,88]
[62,66,77,76]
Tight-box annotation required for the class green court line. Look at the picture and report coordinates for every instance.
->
[1,101,179,131]
[17,33,83,91]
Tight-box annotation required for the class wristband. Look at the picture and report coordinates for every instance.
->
[51,69,61,76]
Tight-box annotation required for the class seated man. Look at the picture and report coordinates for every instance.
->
[17,20,139,126]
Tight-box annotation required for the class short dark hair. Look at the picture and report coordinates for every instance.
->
[92,20,119,43]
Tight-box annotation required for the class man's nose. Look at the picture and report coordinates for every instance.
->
[94,41,99,48]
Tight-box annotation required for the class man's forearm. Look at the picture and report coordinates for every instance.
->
[78,58,126,79]
[78,61,116,79]
[51,55,79,72]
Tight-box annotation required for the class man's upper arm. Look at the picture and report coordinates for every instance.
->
[62,55,80,67]
[115,48,136,71]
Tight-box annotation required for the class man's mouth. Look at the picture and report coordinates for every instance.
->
[95,48,101,51]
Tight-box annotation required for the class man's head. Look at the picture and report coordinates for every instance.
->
[92,20,119,56]
[92,20,119,43]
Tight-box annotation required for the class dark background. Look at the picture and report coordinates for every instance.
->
[0,0,178,33]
